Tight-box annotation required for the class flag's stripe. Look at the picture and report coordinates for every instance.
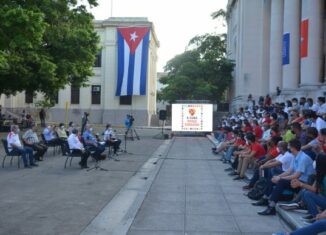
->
[116,32,125,96]
[133,40,143,95]
[127,49,135,95]
[121,40,130,96]
[140,32,150,95]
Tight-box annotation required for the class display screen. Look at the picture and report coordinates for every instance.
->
[172,104,213,132]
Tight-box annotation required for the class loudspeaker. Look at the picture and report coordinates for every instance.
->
[159,110,167,121]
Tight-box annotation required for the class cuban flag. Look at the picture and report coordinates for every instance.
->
[116,27,150,96]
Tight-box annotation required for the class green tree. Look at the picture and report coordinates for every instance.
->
[0,0,100,101]
[159,33,234,104]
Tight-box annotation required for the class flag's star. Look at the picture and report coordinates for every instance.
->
[130,32,138,42]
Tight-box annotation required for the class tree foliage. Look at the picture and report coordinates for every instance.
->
[159,32,234,104]
[0,0,100,101]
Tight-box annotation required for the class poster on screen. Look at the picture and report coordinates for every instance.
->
[172,104,213,132]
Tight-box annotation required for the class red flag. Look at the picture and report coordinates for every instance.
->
[301,19,309,58]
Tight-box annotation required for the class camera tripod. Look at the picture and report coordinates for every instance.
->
[87,159,108,171]
[87,153,108,172]
[125,127,140,141]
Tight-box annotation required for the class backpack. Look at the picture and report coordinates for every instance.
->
[247,178,268,200]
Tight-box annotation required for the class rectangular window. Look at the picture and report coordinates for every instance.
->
[71,86,80,104]
[25,91,33,104]
[94,51,102,67]
[120,96,132,105]
[91,85,101,104]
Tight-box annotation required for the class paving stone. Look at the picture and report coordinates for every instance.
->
[130,212,184,231]
[186,214,240,233]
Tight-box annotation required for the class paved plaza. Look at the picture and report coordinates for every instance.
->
[0,134,288,235]
[0,130,164,235]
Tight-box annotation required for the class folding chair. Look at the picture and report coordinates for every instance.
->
[64,149,82,168]
[1,139,22,168]
[41,133,57,156]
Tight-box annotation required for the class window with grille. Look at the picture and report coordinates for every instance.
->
[25,91,33,104]
[94,51,102,67]
[119,96,132,105]
[71,86,80,104]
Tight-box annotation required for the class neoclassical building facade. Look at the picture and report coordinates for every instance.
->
[226,0,326,110]
[0,17,160,126]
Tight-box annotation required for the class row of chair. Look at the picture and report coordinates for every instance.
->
[1,138,115,169]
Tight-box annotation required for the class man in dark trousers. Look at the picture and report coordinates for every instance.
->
[39,109,46,127]
[81,112,89,135]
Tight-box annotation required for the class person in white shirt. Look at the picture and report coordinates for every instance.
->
[103,124,121,155]
[260,141,294,174]
[67,128,90,169]
[7,125,37,168]
[308,111,326,133]
[307,98,319,112]
[317,97,326,115]
[252,141,294,207]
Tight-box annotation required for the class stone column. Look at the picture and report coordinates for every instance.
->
[300,0,324,87]
[282,0,301,90]
[269,0,284,93]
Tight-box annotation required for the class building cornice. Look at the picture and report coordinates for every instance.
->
[94,17,160,48]
[226,0,237,20]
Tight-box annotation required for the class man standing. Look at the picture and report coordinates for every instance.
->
[23,124,48,161]
[39,109,46,127]
[81,112,89,135]
[7,125,38,168]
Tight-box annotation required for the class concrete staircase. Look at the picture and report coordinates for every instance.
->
[206,134,326,234]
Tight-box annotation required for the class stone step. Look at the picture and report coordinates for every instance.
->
[276,200,326,234]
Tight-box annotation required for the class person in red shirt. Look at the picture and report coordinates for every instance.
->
[243,136,282,189]
[262,112,272,124]
[243,119,253,133]
[222,130,245,163]
[252,120,263,140]
[234,132,266,180]
[264,94,272,107]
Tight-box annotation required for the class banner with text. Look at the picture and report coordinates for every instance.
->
[172,104,213,132]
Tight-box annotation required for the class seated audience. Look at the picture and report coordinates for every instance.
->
[222,130,245,164]
[290,154,326,222]
[291,122,307,146]
[234,132,266,180]
[67,128,90,169]
[7,125,38,168]
[103,124,121,155]
[43,125,68,155]
[56,123,68,139]
[83,124,105,159]
[22,124,48,161]
[243,136,282,189]
[258,139,315,216]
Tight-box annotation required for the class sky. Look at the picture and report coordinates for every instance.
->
[89,0,228,72]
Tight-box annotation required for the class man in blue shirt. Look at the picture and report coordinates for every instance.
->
[258,139,315,216]
[83,124,105,159]
[43,125,69,155]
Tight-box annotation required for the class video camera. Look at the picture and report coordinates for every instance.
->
[129,115,134,126]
